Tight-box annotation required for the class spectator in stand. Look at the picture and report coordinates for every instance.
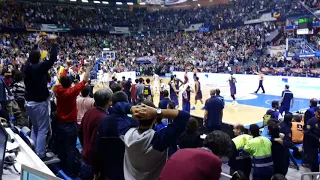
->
[11,71,25,110]
[93,91,138,180]
[177,117,202,149]
[304,98,318,125]
[110,83,122,93]
[131,79,138,104]
[76,86,95,124]
[78,88,113,180]
[54,64,90,177]
[291,115,304,144]
[158,90,171,109]
[159,131,232,180]
[124,78,132,103]
[121,100,189,180]
[154,116,167,131]
[24,35,57,160]
[203,89,224,132]
[135,78,144,103]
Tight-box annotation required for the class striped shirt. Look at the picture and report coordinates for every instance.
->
[11,81,26,100]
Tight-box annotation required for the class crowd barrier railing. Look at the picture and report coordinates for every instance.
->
[301,172,320,180]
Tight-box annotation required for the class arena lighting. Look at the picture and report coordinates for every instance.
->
[197,3,200,6]
[102,1,109,4]
[127,2,133,5]
[93,0,100,3]
[70,0,77,2]
[192,0,197,1]
[116,2,123,5]
[82,0,88,2]
[139,2,146,5]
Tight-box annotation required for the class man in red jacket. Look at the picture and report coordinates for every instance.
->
[54,64,90,177]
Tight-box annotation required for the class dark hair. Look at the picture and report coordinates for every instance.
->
[112,91,128,105]
[231,171,248,180]
[170,75,175,80]
[111,83,122,93]
[13,71,23,82]
[138,78,144,83]
[235,124,245,134]
[196,77,199,81]
[163,90,169,97]
[146,78,150,84]
[122,76,125,79]
[60,76,72,88]
[268,119,280,138]
[29,50,41,64]
[167,101,175,109]
[94,88,113,108]
[249,124,260,137]
[271,100,279,109]
[271,174,287,180]
[81,86,91,97]
[203,130,232,157]
[186,117,199,133]
[156,116,163,125]
[292,115,301,122]
[138,100,156,129]
[216,89,221,95]
[283,113,293,123]
[135,79,139,83]
[310,98,318,107]
[285,84,289,89]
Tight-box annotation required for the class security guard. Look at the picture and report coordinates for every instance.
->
[279,113,303,176]
[304,107,320,172]
[228,124,252,178]
[244,124,273,180]
[304,98,318,125]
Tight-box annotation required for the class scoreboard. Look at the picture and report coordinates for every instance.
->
[297,17,313,35]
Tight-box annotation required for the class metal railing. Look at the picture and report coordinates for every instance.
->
[301,172,320,180]
[221,172,232,179]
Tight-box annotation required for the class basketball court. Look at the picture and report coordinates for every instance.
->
[143,76,311,127]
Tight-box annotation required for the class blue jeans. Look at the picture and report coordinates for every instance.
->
[182,101,190,113]
[25,101,50,158]
[57,121,78,177]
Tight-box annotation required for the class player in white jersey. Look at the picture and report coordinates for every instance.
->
[153,73,160,94]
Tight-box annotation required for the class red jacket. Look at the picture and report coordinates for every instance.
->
[78,107,107,165]
[55,80,86,122]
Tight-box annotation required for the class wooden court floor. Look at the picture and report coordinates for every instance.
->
[94,77,268,127]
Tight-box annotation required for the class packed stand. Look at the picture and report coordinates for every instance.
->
[1,0,318,31]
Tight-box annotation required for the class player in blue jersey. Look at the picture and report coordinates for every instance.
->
[228,73,237,105]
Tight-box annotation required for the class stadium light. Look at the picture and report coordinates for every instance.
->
[139,2,146,5]
[102,1,109,4]
[116,2,123,5]
[127,2,133,5]
[197,3,200,6]
[82,0,88,2]
[94,0,100,3]
[192,0,197,1]
[70,0,77,2]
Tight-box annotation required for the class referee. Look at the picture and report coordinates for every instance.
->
[279,85,294,115]
[254,71,265,93]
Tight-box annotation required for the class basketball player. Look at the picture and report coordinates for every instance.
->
[184,72,189,84]
[228,73,237,105]
[254,71,265,93]
[143,78,153,102]
[192,77,204,110]
[169,75,179,108]
[160,79,165,101]
[153,73,160,94]
[181,82,194,113]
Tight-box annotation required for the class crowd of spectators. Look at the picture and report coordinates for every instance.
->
[1,0,319,31]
